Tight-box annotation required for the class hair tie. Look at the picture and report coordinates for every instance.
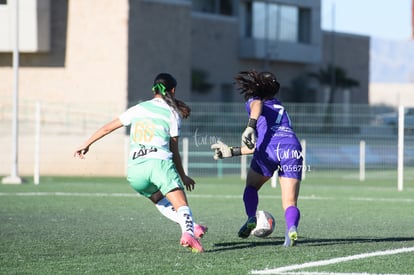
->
[152,83,167,96]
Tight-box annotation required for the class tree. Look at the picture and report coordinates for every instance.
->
[191,69,213,94]
[308,65,359,132]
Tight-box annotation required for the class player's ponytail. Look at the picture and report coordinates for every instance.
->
[234,70,280,101]
[152,73,191,119]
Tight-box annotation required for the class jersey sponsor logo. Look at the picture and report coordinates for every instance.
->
[132,145,158,160]
[271,126,294,136]
[275,142,303,161]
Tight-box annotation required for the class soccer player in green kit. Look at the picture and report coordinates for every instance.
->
[74,73,206,253]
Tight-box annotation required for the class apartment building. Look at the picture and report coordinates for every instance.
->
[0,0,369,176]
[0,0,368,106]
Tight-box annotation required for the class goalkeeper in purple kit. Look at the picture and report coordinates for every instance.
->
[211,70,303,247]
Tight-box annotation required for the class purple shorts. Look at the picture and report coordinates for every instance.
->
[250,143,303,179]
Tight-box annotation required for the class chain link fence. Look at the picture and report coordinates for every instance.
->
[0,100,413,181]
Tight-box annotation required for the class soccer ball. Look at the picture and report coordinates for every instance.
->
[251,210,275,238]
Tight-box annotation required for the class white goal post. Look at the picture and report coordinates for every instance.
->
[397,105,405,191]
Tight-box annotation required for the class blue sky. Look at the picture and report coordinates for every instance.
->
[321,0,412,40]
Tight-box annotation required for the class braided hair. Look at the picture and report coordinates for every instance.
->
[234,70,280,101]
[152,73,191,119]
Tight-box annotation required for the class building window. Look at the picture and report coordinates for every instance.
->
[192,0,235,16]
[252,2,297,42]
[0,0,7,4]
[241,1,310,44]
[278,5,298,42]
[298,8,311,43]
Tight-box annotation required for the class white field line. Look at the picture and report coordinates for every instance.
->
[0,192,139,197]
[250,247,414,275]
[267,273,406,275]
[0,193,414,203]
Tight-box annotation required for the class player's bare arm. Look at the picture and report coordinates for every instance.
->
[249,99,263,119]
[74,118,123,159]
[170,136,195,191]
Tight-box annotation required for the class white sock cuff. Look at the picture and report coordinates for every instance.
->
[177,205,192,216]
[156,197,172,208]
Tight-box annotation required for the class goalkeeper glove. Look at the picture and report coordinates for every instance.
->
[211,140,241,160]
[242,118,257,149]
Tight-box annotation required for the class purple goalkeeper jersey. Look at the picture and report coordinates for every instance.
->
[246,97,303,178]
[245,97,300,148]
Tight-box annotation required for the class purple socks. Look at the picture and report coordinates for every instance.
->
[243,186,258,218]
[243,186,301,230]
[285,205,300,229]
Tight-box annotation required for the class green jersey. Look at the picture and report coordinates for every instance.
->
[119,98,181,165]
